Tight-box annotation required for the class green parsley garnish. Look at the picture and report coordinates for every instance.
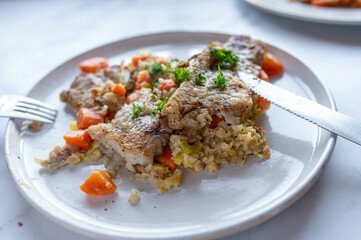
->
[166,58,179,69]
[152,97,170,116]
[152,79,159,88]
[170,67,191,86]
[212,66,228,87]
[131,102,145,119]
[148,64,164,79]
[209,46,239,68]
[197,71,207,84]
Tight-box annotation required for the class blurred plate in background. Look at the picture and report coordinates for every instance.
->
[246,0,361,25]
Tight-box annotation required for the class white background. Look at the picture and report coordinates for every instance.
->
[0,1,361,239]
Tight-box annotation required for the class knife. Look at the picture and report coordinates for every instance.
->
[238,71,361,146]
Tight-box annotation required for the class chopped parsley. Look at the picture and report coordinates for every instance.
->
[152,79,159,88]
[166,58,179,69]
[152,97,170,116]
[148,64,164,79]
[212,65,228,87]
[209,46,239,68]
[197,71,207,84]
[170,67,191,86]
[131,102,145,119]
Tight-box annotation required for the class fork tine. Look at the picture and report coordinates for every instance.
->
[17,97,57,113]
[13,108,56,121]
[15,102,57,117]
[10,113,53,124]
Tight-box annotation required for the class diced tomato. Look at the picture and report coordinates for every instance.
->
[210,115,225,129]
[135,70,152,90]
[262,53,284,76]
[112,84,126,97]
[106,111,117,121]
[132,56,147,66]
[257,96,271,111]
[127,92,139,104]
[63,130,92,150]
[80,170,117,196]
[79,57,108,73]
[77,108,104,129]
[156,146,177,171]
[258,70,269,82]
[157,79,178,92]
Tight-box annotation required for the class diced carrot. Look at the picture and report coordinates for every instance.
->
[210,115,225,129]
[132,56,147,66]
[127,92,139,104]
[257,96,271,111]
[80,170,117,196]
[258,70,269,82]
[77,108,104,129]
[135,70,152,90]
[112,84,126,96]
[63,130,92,150]
[79,57,108,73]
[157,79,178,92]
[106,111,117,121]
[156,146,177,171]
[262,53,284,76]
[311,0,337,6]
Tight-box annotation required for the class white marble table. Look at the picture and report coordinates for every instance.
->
[1,1,361,239]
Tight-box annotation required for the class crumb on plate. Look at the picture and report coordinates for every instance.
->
[128,189,140,204]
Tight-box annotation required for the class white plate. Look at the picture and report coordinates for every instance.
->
[5,31,336,239]
[246,0,361,25]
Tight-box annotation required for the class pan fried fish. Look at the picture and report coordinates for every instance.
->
[37,35,282,195]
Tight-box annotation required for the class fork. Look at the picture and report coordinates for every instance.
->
[0,95,57,124]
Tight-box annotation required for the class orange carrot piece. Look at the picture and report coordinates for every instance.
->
[132,56,147,66]
[210,115,225,129]
[63,130,92,150]
[156,146,177,172]
[79,57,109,73]
[262,53,284,76]
[157,79,178,92]
[112,84,126,96]
[77,108,104,129]
[135,70,152,90]
[80,170,117,196]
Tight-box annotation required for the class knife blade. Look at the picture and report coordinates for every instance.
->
[238,71,361,146]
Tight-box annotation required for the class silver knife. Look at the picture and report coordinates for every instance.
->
[238,71,361,146]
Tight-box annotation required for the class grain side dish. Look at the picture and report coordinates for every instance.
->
[36,35,284,196]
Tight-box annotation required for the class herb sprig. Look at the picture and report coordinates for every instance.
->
[209,46,239,68]
[169,67,191,86]
[213,66,228,87]
[197,71,207,84]
[146,64,165,79]
[152,97,170,116]
[131,102,145,119]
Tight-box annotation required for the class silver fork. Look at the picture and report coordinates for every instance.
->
[0,95,57,124]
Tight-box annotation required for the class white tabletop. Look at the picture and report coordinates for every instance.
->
[1,1,361,239]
